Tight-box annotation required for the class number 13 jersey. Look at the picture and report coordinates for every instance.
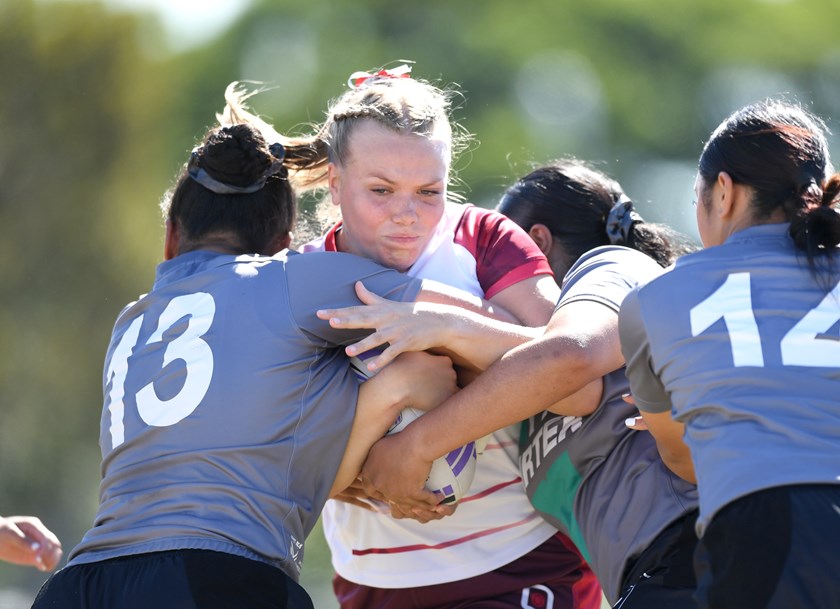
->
[67,249,422,580]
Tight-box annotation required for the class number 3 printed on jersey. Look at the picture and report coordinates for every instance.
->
[690,273,840,367]
[106,293,216,448]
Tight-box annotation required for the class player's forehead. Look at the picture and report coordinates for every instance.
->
[343,122,450,183]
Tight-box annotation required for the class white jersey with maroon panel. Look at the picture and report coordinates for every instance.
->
[303,202,559,586]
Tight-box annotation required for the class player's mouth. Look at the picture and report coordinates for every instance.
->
[383,234,421,247]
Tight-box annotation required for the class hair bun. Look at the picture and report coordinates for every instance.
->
[201,124,273,188]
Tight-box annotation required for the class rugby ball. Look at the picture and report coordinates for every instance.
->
[350,353,477,505]
[386,407,477,505]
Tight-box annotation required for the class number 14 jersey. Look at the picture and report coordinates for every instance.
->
[620,223,840,536]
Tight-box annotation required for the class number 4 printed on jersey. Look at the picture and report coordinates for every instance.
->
[690,273,840,367]
[105,293,216,448]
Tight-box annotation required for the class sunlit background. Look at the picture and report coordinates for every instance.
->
[2,0,839,606]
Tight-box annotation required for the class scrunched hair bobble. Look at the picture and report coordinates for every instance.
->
[605,194,644,246]
[188,139,287,195]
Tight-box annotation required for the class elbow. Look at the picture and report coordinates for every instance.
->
[555,340,611,383]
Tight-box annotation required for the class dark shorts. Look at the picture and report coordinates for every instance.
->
[695,484,840,609]
[31,549,313,609]
[614,510,699,609]
[332,532,602,609]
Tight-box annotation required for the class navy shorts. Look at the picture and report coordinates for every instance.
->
[614,510,699,609]
[31,549,313,609]
[332,532,602,609]
[694,484,840,609]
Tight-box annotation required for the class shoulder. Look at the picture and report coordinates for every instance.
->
[557,246,664,313]
[451,202,544,257]
[633,245,717,303]
[566,246,663,288]
[577,245,660,269]
[455,203,520,235]
[284,249,378,274]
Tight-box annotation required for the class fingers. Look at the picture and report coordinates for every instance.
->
[316,282,391,327]
[359,478,440,512]
[16,517,63,572]
[332,483,376,510]
[335,496,377,511]
[316,305,372,327]
[351,346,399,372]
[0,517,62,571]
[345,334,392,358]
[387,498,454,523]
[0,520,32,565]
[37,540,63,572]
[625,415,648,431]
[393,505,440,523]
[354,281,386,305]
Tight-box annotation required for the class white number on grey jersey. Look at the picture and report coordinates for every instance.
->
[690,273,840,368]
[106,293,216,448]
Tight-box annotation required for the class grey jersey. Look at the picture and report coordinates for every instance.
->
[520,246,698,604]
[620,223,840,536]
[68,249,422,580]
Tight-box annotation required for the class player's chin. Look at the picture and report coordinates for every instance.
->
[379,249,422,273]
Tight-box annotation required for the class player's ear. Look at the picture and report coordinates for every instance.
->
[328,162,342,207]
[527,223,554,256]
[716,171,737,219]
[164,219,180,260]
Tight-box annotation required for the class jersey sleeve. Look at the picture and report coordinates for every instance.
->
[284,250,422,347]
[558,247,663,314]
[455,206,553,299]
[618,287,672,414]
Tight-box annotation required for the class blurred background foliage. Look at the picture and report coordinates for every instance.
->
[2,0,839,605]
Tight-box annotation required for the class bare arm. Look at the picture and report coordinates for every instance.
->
[637,410,696,484]
[317,275,558,374]
[414,279,521,323]
[408,300,621,455]
[617,290,695,482]
[488,274,560,327]
[359,299,624,507]
[329,352,458,497]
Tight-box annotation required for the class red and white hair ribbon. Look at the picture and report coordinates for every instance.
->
[347,64,412,88]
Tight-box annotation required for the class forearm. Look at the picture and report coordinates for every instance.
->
[414,275,553,371]
[330,380,406,497]
[657,445,697,484]
[332,352,459,496]
[638,410,697,484]
[417,280,519,324]
[404,333,609,461]
[424,306,543,372]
